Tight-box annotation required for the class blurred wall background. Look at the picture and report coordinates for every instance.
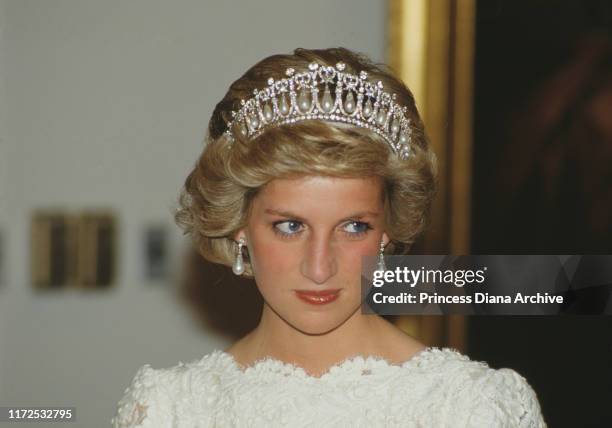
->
[0,1,385,426]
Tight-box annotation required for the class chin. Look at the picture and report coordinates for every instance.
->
[287,312,353,335]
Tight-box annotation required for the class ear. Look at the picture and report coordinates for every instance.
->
[233,228,248,244]
[382,232,390,248]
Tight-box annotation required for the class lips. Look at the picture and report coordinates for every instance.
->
[294,289,341,305]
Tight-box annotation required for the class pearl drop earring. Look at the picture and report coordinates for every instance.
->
[232,237,246,275]
[376,238,386,272]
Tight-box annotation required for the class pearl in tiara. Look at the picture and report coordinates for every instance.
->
[225,61,413,160]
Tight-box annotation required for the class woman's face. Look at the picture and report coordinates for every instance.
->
[237,175,388,335]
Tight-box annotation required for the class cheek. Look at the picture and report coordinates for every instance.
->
[342,242,378,273]
[348,241,378,258]
[250,240,296,275]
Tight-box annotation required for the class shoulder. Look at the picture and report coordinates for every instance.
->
[416,348,546,427]
[111,364,173,427]
[111,351,228,427]
[459,366,546,427]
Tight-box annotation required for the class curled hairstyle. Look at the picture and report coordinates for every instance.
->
[175,47,438,277]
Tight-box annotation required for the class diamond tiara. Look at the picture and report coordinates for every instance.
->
[225,61,413,160]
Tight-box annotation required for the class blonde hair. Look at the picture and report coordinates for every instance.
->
[175,47,437,277]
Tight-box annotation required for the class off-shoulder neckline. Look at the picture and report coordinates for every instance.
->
[210,346,462,380]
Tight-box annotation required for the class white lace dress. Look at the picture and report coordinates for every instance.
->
[111,347,546,427]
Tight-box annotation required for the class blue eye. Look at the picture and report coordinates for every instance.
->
[344,221,371,235]
[273,220,303,237]
[272,220,372,239]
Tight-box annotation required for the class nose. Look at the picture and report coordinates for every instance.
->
[300,232,337,284]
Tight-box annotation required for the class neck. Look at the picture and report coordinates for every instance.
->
[239,304,394,374]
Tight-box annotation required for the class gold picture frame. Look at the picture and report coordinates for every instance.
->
[388,0,476,350]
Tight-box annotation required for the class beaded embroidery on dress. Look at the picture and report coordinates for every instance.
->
[112,347,546,427]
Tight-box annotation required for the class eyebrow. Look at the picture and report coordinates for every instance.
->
[264,208,380,222]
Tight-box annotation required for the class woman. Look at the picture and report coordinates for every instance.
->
[112,47,546,427]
